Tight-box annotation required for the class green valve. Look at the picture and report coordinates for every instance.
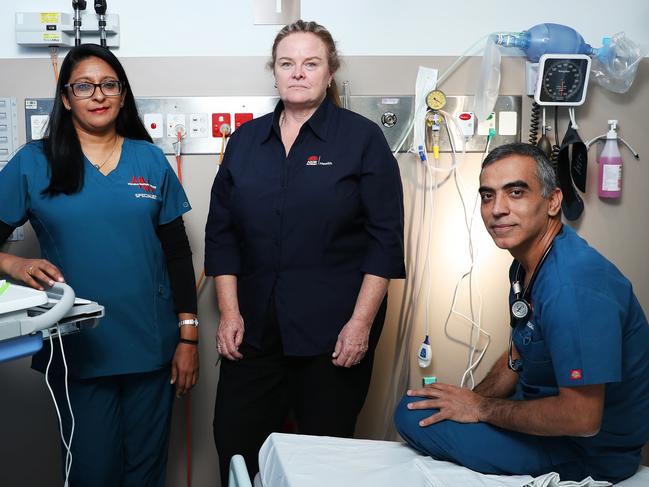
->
[422,376,437,386]
[0,280,10,297]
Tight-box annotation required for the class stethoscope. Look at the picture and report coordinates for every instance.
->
[507,243,554,373]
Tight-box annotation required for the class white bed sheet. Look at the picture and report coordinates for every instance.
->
[258,433,649,487]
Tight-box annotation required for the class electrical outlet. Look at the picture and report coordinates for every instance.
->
[189,113,209,138]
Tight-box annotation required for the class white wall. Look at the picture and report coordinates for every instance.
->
[2,0,648,58]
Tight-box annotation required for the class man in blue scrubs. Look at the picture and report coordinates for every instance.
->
[394,143,649,483]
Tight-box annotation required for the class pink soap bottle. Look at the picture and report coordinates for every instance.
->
[598,120,623,199]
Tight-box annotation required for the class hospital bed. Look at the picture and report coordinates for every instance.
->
[257,433,649,487]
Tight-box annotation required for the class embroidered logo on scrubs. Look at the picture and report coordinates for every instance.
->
[128,176,158,200]
[570,369,583,380]
[128,176,157,192]
[305,155,333,166]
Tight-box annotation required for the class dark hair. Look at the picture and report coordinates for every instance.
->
[42,44,152,196]
[267,20,342,107]
[481,143,558,198]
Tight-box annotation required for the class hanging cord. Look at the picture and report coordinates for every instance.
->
[529,100,540,144]
[382,35,490,438]
[44,331,75,487]
[174,126,186,184]
[550,107,561,168]
[183,124,230,486]
[448,135,493,389]
[568,107,578,130]
[50,47,59,83]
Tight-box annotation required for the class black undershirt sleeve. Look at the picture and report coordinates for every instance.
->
[2,218,197,314]
[0,220,15,246]
[156,216,198,315]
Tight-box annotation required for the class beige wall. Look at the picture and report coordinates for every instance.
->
[0,55,647,486]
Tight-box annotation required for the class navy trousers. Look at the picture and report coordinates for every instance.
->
[213,298,386,486]
[50,367,174,487]
[394,395,592,481]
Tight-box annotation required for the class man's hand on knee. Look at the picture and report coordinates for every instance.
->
[406,383,482,427]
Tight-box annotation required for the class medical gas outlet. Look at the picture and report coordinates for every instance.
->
[212,113,231,138]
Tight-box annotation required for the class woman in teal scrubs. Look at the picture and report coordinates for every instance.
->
[0,44,199,486]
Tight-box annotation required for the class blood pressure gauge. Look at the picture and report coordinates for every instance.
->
[534,54,591,106]
[426,89,447,110]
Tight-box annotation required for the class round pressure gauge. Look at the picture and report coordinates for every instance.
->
[426,89,447,110]
[534,54,591,106]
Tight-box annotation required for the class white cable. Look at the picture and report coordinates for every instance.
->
[58,331,74,483]
[45,331,74,487]
[421,150,438,339]
[568,107,578,130]
[437,118,492,389]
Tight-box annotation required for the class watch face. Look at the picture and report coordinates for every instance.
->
[511,299,529,320]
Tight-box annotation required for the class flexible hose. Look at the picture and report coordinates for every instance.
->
[529,100,540,145]
[550,107,560,168]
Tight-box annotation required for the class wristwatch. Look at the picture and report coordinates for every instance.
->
[178,318,199,328]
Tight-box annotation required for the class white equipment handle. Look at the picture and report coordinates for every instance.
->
[20,282,76,335]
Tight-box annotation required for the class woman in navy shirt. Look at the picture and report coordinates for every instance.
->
[205,20,405,484]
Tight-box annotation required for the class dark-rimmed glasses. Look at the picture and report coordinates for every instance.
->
[64,81,123,99]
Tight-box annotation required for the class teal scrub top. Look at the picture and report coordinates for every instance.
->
[510,225,649,480]
[0,139,191,378]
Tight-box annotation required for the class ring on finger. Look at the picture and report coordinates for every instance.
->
[27,265,34,276]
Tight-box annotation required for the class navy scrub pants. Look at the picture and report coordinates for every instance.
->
[50,367,174,487]
[394,395,593,481]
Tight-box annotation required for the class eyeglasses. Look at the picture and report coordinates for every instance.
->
[64,80,123,99]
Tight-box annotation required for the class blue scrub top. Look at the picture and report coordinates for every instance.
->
[509,225,649,479]
[0,139,191,378]
[205,97,405,355]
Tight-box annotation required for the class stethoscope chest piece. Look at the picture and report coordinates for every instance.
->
[511,297,530,321]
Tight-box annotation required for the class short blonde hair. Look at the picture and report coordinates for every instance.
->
[268,20,341,106]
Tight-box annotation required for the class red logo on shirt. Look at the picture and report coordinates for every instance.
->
[128,176,157,192]
[570,369,583,380]
[306,155,320,166]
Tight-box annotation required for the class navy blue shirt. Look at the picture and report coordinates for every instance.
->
[205,97,405,355]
